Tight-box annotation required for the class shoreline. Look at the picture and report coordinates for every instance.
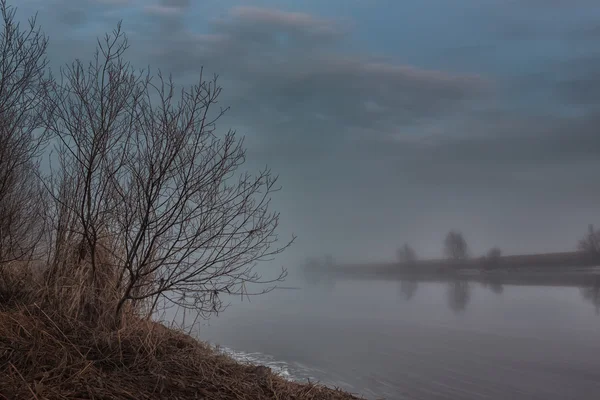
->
[331,268,600,288]
[0,303,363,399]
[305,251,600,288]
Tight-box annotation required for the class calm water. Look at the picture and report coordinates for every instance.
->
[194,277,600,399]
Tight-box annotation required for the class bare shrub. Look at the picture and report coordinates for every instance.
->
[444,230,468,262]
[487,247,501,259]
[44,26,293,326]
[0,0,51,266]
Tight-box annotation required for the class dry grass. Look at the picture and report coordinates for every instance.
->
[0,232,363,399]
[0,261,41,307]
[0,276,362,400]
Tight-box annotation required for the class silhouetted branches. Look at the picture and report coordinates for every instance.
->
[43,26,293,325]
[444,230,468,262]
[0,0,51,265]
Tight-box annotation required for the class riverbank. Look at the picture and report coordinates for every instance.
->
[0,297,360,399]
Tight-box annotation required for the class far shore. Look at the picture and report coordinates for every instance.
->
[305,251,600,287]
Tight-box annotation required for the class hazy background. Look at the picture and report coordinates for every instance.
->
[16,0,600,265]
[13,3,600,398]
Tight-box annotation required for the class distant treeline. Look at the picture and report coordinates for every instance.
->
[303,225,600,287]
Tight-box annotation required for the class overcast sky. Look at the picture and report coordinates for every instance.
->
[16,0,600,263]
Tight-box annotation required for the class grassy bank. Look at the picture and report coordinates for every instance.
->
[0,1,358,397]
[0,299,360,399]
[0,261,361,399]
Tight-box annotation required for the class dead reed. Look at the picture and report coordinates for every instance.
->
[0,267,362,400]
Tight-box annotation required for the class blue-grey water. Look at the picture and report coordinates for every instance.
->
[194,278,600,399]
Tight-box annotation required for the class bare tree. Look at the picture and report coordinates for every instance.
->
[485,247,502,268]
[397,243,417,265]
[578,224,600,257]
[487,247,501,259]
[0,0,51,265]
[444,230,468,262]
[45,26,293,325]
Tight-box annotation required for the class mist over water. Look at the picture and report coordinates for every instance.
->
[4,0,600,398]
[193,268,600,400]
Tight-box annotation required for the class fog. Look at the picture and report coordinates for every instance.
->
[18,0,600,398]
[18,0,600,265]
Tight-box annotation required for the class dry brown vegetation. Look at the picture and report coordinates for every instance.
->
[0,296,360,399]
[0,1,360,398]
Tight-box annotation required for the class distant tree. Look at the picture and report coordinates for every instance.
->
[444,230,469,262]
[397,243,417,265]
[487,247,502,259]
[485,247,502,268]
[578,224,600,257]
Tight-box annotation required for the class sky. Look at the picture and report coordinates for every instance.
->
[14,0,600,264]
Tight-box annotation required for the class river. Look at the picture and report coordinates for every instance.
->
[194,277,600,399]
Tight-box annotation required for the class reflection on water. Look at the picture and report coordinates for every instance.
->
[580,276,600,314]
[200,275,600,400]
[398,279,418,301]
[399,278,498,313]
[446,279,471,313]
[481,276,504,295]
[488,282,504,294]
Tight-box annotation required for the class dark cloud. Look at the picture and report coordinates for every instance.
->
[46,0,87,27]
[143,0,192,34]
[144,6,486,150]
[144,0,190,15]
[14,0,600,256]
[160,0,189,8]
[144,5,184,16]
[32,0,130,29]
[214,7,345,43]
[58,6,86,26]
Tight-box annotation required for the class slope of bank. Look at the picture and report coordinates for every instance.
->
[0,304,361,399]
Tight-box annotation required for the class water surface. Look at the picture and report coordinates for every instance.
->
[196,278,600,399]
